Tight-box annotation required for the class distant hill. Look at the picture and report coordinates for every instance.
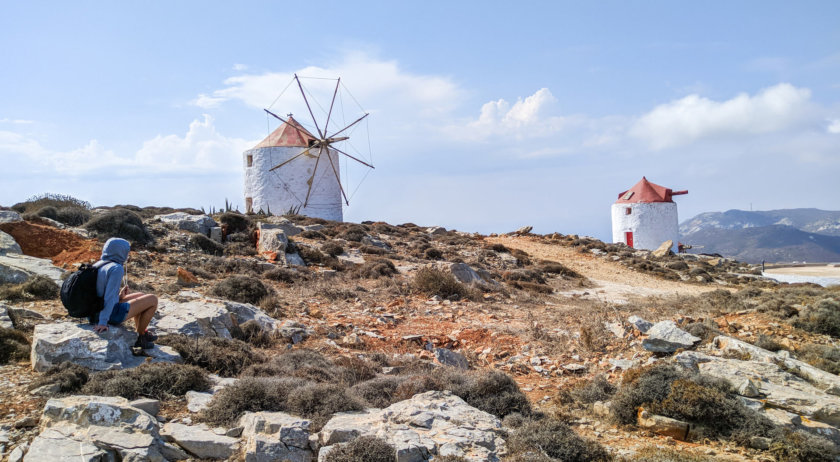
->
[680,208,840,237]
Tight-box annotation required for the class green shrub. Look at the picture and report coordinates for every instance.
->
[200,376,308,426]
[85,208,152,244]
[412,267,469,299]
[354,258,398,279]
[157,334,265,377]
[219,212,251,234]
[0,327,30,364]
[29,361,89,394]
[211,275,269,304]
[794,298,840,337]
[82,362,210,400]
[506,417,611,462]
[323,436,395,462]
[321,242,344,257]
[0,275,59,302]
[189,233,224,255]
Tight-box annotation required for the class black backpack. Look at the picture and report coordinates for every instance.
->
[60,262,106,318]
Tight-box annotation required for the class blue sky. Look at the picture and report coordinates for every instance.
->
[1,1,838,240]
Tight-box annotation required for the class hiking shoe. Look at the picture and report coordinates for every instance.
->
[134,333,155,349]
[143,330,158,341]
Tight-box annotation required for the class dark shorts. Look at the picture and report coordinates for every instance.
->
[107,302,131,325]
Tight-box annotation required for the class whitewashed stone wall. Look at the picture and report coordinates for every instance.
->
[611,202,679,252]
[243,146,343,221]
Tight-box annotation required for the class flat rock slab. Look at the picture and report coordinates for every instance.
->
[642,320,700,353]
[239,411,313,462]
[151,299,235,338]
[222,300,279,332]
[162,422,239,460]
[263,217,302,237]
[0,253,66,286]
[0,230,21,255]
[154,212,218,235]
[319,390,505,462]
[435,348,469,369]
[31,322,181,372]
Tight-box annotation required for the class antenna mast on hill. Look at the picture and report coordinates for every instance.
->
[264,74,374,207]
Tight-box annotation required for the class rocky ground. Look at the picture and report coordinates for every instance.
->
[1,202,839,461]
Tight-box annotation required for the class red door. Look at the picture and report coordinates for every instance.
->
[625,232,634,248]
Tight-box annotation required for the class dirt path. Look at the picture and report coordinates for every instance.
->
[487,236,716,303]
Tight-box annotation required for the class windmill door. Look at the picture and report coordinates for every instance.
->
[625,232,634,248]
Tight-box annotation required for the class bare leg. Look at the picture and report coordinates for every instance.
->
[125,294,158,334]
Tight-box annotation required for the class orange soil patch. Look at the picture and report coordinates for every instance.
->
[0,221,101,268]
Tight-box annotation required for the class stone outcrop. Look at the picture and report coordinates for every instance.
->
[434,348,469,369]
[264,217,303,237]
[0,230,21,255]
[627,315,653,333]
[0,253,66,286]
[0,210,22,224]
[239,412,313,462]
[0,302,13,329]
[222,300,280,333]
[318,390,505,462]
[652,240,674,258]
[642,320,700,353]
[151,299,236,338]
[31,322,181,372]
[278,320,313,344]
[257,223,288,264]
[162,422,239,460]
[636,408,690,440]
[24,396,177,462]
[443,262,495,286]
[154,212,218,236]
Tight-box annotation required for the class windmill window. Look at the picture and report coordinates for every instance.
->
[308,139,317,148]
[246,155,253,167]
[245,197,253,213]
[625,207,632,215]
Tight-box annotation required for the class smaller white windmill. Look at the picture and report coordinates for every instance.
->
[243,74,374,221]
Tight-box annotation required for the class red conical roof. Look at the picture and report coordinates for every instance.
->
[615,177,687,203]
[253,115,317,148]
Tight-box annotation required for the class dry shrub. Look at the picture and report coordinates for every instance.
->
[200,376,308,426]
[503,269,546,284]
[299,246,344,270]
[354,258,398,279]
[211,275,269,304]
[338,226,367,242]
[795,343,840,375]
[83,362,209,400]
[611,363,685,425]
[29,361,89,395]
[682,320,721,343]
[188,233,224,256]
[769,428,838,462]
[0,327,30,364]
[753,334,785,352]
[793,298,840,337]
[627,446,716,462]
[0,275,59,302]
[349,376,406,408]
[360,245,387,255]
[243,349,338,383]
[264,267,303,283]
[85,208,152,244]
[488,243,509,253]
[219,212,251,234]
[286,382,366,429]
[157,334,265,377]
[560,375,615,405]
[412,267,469,300]
[232,320,274,348]
[56,207,92,226]
[13,193,91,213]
[333,355,379,385]
[512,281,554,294]
[322,436,395,462]
[321,241,344,257]
[510,248,531,266]
[300,230,327,240]
[455,370,532,418]
[506,417,611,462]
[423,247,443,260]
[540,262,582,279]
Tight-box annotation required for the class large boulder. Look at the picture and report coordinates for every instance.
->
[642,320,700,353]
[31,322,181,372]
[151,299,235,338]
[443,262,495,286]
[222,300,280,333]
[0,253,66,286]
[318,390,505,462]
[257,225,288,264]
[652,240,674,258]
[0,230,21,255]
[264,217,303,237]
[154,212,218,236]
[0,302,13,329]
[239,412,313,462]
[162,422,239,460]
[0,210,22,223]
[24,396,175,462]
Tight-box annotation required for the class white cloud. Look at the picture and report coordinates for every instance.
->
[192,94,227,109]
[630,83,815,149]
[232,63,248,71]
[828,119,840,134]
[0,118,34,124]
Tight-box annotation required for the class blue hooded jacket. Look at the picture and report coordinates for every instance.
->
[92,238,130,326]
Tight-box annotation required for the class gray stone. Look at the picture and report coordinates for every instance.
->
[513,226,533,235]
[209,226,223,243]
[0,210,22,223]
[9,445,26,462]
[434,348,469,369]
[627,315,653,333]
[0,230,21,255]
[31,322,181,372]
[286,252,306,266]
[0,253,66,286]
[129,398,160,416]
[642,320,700,353]
[637,408,690,440]
[264,217,303,237]
[426,226,446,235]
[279,320,312,344]
[319,391,505,462]
[162,422,239,460]
[151,299,235,338]
[186,391,213,413]
[239,412,313,462]
[361,235,390,249]
[303,224,325,232]
[604,321,625,338]
[257,228,288,263]
[24,429,109,462]
[652,240,674,258]
[0,302,13,329]
[154,212,218,235]
[445,262,487,285]
[222,300,279,332]
[30,395,170,461]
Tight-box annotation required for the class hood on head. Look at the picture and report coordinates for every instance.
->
[101,238,130,264]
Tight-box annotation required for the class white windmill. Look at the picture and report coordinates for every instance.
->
[242,74,374,221]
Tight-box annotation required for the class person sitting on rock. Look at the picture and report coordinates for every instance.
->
[91,237,158,349]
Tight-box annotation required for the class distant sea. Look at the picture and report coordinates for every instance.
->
[762,272,840,287]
